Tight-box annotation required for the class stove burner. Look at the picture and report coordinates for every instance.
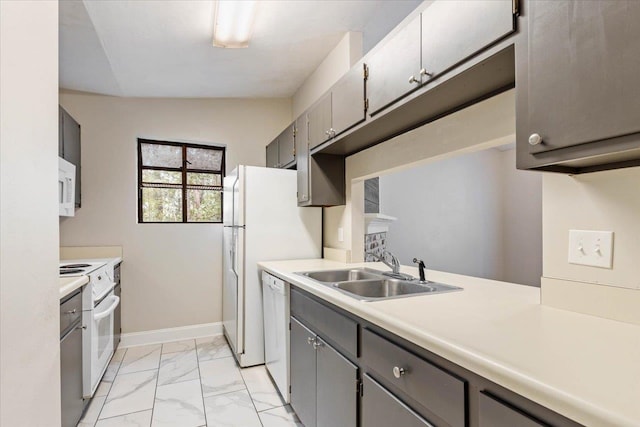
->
[61,263,92,269]
[60,269,84,275]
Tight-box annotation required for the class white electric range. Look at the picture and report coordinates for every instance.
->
[60,260,119,397]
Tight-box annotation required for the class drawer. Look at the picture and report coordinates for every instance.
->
[362,375,434,427]
[290,287,358,357]
[362,328,466,427]
[479,392,546,427]
[60,290,82,336]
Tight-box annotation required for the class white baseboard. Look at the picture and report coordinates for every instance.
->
[119,322,223,348]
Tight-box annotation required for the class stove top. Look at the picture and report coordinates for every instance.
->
[60,268,84,275]
[61,263,92,269]
[59,261,107,277]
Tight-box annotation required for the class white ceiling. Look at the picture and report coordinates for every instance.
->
[59,0,422,98]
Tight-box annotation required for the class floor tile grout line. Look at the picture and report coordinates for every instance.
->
[195,339,210,427]
[148,344,163,427]
[232,345,266,427]
[94,346,127,424]
[92,408,152,423]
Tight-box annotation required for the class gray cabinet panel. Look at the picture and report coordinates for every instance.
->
[58,107,64,157]
[525,1,640,154]
[479,392,546,427]
[362,375,433,427]
[291,288,357,357]
[421,0,514,81]
[61,108,81,207]
[308,93,332,149]
[290,317,317,427]
[367,14,422,115]
[316,337,358,427]
[266,139,279,168]
[61,322,84,427]
[362,328,465,427]
[332,63,366,136]
[60,290,82,337]
[295,116,310,203]
[278,124,295,167]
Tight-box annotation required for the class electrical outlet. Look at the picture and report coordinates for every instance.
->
[568,230,614,269]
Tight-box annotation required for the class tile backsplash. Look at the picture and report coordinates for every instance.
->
[364,232,386,262]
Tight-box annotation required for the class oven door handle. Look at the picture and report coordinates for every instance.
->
[93,296,120,321]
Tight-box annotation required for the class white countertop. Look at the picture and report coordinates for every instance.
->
[59,276,89,299]
[258,259,640,427]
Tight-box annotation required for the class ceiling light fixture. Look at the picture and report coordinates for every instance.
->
[212,0,258,48]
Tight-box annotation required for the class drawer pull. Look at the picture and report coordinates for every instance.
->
[65,309,77,315]
[307,336,315,345]
[313,340,324,350]
[393,366,406,378]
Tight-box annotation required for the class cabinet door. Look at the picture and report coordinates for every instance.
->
[266,139,279,168]
[367,14,422,115]
[316,337,358,427]
[295,116,310,204]
[61,324,84,427]
[308,93,332,150]
[332,63,366,137]
[524,0,640,154]
[362,375,433,427]
[421,0,514,81]
[278,124,295,167]
[478,392,545,427]
[290,317,317,427]
[61,109,81,207]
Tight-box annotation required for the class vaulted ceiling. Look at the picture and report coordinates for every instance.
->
[60,0,422,98]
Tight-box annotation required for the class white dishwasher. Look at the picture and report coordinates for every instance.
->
[262,271,290,403]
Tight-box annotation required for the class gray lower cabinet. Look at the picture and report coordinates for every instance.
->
[59,106,81,207]
[291,317,317,427]
[60,290,84,427]
[478,392,546,427]
[517,0,640,172]
[367,14,422,115]
[290,317,357,427]
[266,139,279,168]
[362,375,433,427]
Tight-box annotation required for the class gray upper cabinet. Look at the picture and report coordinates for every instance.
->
[265,138,279,168]
[517,0,640,172]
[308,93,332,150]
[421,0,514,81]
[367,14,422,115]
[331,62,367,136]
[278,124,295,167]
[295,115,310,204]
[59,106,81,208]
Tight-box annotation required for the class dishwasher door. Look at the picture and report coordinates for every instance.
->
[262,272,290,402]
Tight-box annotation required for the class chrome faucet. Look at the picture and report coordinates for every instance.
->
[372,251,400,274]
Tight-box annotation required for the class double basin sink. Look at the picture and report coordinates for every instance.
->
[296,268,462,301]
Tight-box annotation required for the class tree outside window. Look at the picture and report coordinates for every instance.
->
[138,139,225,223]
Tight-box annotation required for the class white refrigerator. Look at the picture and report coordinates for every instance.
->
[222,166,322,367]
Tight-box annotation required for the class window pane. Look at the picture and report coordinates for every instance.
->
[187,189,221,222]
[142,188,182,222]
[187,147,222,171]
[141,143,182,168]
[187,172,221,186]
[142,169,182,184]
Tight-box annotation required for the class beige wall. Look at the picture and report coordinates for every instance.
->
[324,90,516,262]
[292,32,363,118]
[1,1,61,425]
[59,93,291,333]
[541,168,640,323]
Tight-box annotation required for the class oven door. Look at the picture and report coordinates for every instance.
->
[84,291,119,397]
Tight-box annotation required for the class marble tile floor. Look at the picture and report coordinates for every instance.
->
[78,335,302,427]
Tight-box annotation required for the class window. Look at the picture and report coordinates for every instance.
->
[137,139,225,223]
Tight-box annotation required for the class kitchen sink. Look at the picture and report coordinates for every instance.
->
[296,268,463,301]
[334,279,462,301]
[299,268,381,283]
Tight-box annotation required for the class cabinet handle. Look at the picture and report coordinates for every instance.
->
[419,68,432,78]
[313,340,324,350]
[307,336,315,345]
[409,75,420,84]
[528,133,543,146]
[76,325,87,330]
[392,366,406,378]
[65,309,77,315]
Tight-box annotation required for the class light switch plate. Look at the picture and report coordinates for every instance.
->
[568,230,614,269]
[338,227,344,242]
